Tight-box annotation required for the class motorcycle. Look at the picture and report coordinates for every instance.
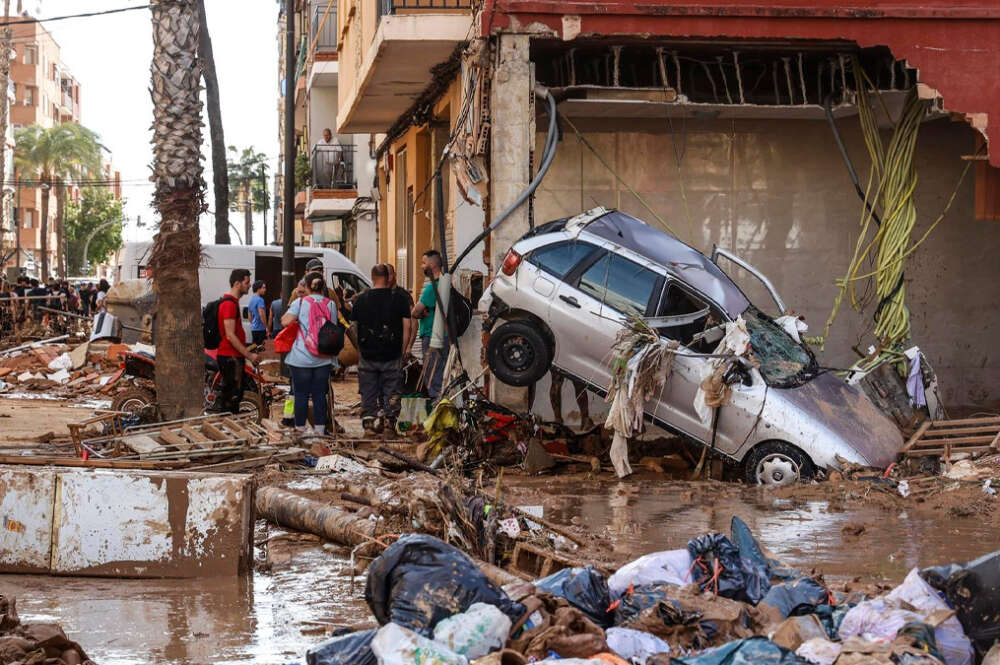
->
[108,347,273,421]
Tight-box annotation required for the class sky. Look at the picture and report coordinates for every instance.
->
[35,0,280,246]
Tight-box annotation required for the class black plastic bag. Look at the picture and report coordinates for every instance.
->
[921,549,1000,657]
[687,533,771,605]
[812,603,854,640]
[668,636,811,664]
[534,566,613,627]
[730,517,799,583]
[306,629,377,665]
[759,578,829,618]
[614,584,674,625]
[365,534,525,636]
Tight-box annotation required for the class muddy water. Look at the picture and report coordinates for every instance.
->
[4,475,998,664]
[504,475,1000,582]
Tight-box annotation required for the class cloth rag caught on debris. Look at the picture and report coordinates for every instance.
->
[694,316,750,425]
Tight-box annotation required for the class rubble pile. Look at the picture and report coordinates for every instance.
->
[299,514,999,665]
[0,339,136,399]
[0,596,95,665]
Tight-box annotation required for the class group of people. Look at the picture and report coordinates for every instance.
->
[212,248,452,438]
[0,275,110,337]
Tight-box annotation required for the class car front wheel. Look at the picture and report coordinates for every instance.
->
[486,320,552,386]
[744,441,814,487]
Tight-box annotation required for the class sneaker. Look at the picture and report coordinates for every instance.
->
[312,424,326,437]
[281,417,295,428]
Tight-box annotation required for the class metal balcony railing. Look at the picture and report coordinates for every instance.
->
[311,144,356,190]
[311,3,338,51]
[378,0,471,20]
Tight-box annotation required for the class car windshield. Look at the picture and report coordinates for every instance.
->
[743,306,818,388]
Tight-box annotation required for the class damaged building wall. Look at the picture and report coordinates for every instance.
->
[532,117,997,412]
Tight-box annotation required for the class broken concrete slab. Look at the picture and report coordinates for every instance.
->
[0,465,254,577]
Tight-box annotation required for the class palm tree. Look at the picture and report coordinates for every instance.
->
[197,0,231,245]
[14,123,102,278]
[227,145,269,244]
[148,0,206,419]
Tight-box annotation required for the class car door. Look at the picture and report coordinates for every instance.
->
[548,248,663,389]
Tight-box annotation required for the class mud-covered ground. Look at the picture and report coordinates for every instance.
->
[1,391,998,664]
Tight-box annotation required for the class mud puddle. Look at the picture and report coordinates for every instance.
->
[503,474,999,582]
[5,475,998,664]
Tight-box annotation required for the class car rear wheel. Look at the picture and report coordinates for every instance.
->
[487,320,552,386]
[744,441,814,487]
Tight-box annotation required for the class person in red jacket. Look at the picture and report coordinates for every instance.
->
[217,268,259,413]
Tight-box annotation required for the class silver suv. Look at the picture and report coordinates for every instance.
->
[479,208,904,486]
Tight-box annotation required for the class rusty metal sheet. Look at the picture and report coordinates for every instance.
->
[0,466,254,578]
[0,468,55,573]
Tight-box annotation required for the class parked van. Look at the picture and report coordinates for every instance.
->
[114,243,370,334]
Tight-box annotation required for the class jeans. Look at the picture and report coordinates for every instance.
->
[289,364,332,429]
[251,329,267,346]
[217,355,245,414]
[358,357,402,422]
[421,336,450,401]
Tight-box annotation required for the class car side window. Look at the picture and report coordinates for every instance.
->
[335,272,367,296]
[526,241,599,279]
[577,252,659,317]
[655,282,724,350]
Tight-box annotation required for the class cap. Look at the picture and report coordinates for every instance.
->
[305,258,323,272]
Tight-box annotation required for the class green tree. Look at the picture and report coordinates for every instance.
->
[65,188,124,276]
[14,122,102,278]
[227,145,269,243]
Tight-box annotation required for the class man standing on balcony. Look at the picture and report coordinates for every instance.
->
[317,128,341,189]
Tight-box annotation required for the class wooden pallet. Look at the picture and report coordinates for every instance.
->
[902,416,1000,462]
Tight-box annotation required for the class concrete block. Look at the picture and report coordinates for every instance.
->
[0,466,254,577]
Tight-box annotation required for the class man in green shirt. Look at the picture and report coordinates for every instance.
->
[412,249,448,401]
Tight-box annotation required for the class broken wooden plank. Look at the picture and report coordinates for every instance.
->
[912,435,998,446]
[902,420,933,453]
[0,455,186,469]
[180,425,212,445]
[201,422,232,443]
[186,450,305,472]
[158,427,191,450]
[904,446,996,457]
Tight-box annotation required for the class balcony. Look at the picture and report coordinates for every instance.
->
[337,0,472,134]
[309,3,340,89]
[307,144,358,218]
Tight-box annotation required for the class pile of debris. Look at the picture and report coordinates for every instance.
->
[0,595,95,665]
[300,516,1000,665]
[0,337,136,399]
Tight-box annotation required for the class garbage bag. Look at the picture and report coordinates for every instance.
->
[839,569,973,665]
[614,585,675,626]
[432,603,511,660]
[371,623,468,665]
[365,534,525,636]
[509,606,608,660]
[606,626,671,664]
[811,603,853,640]
[759,578,829,618]
[668,637,811,664]
[686,533,770,605]
[534,566,613,627]
[730,517,802,584]
[899,622,946,664]
[921,549,1000,658]
[306,629,377,665]
[609,550,693,595]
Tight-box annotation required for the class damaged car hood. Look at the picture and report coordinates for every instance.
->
[771,371,904,468]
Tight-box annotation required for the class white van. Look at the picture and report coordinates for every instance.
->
[114,242,370,334]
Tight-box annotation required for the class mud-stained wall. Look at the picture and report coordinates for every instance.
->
[533,117,996,411]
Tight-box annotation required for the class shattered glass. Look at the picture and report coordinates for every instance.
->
[743,307,818,388]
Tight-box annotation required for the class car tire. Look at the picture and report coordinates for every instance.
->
[487,320,552,387]
[744,440,814,487]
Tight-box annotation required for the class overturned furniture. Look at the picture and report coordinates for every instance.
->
[902,415,1000,463]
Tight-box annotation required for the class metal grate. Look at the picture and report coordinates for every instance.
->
[378,0,470,20]
[311,144,356,190]
[311,3,338,51]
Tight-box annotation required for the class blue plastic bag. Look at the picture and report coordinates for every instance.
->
[534,566,613,628]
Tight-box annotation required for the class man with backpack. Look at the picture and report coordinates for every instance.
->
[349,263,412,435]
[213,268,259,414]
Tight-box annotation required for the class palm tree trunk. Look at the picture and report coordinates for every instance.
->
[197,0,230,245]
[40,181,50,279]
[149,0,206,420]
[55,179,65,278]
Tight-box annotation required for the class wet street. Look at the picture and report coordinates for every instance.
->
[6,474,998,665]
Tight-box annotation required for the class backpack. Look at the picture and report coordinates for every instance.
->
[202,297,226,350]
[300,296,345,357]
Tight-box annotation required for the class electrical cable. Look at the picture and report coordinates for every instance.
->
[451,86,559,271]
[0,5,151,26]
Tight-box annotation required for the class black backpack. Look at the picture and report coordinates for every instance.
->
[317,319,345,356]
[202,297,225,350]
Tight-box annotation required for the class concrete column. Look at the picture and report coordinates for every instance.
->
[489,33,533,410]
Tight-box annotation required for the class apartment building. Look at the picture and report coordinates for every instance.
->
[275,0,377,274]
[8,15,82,278]
[336,0,1000,414]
